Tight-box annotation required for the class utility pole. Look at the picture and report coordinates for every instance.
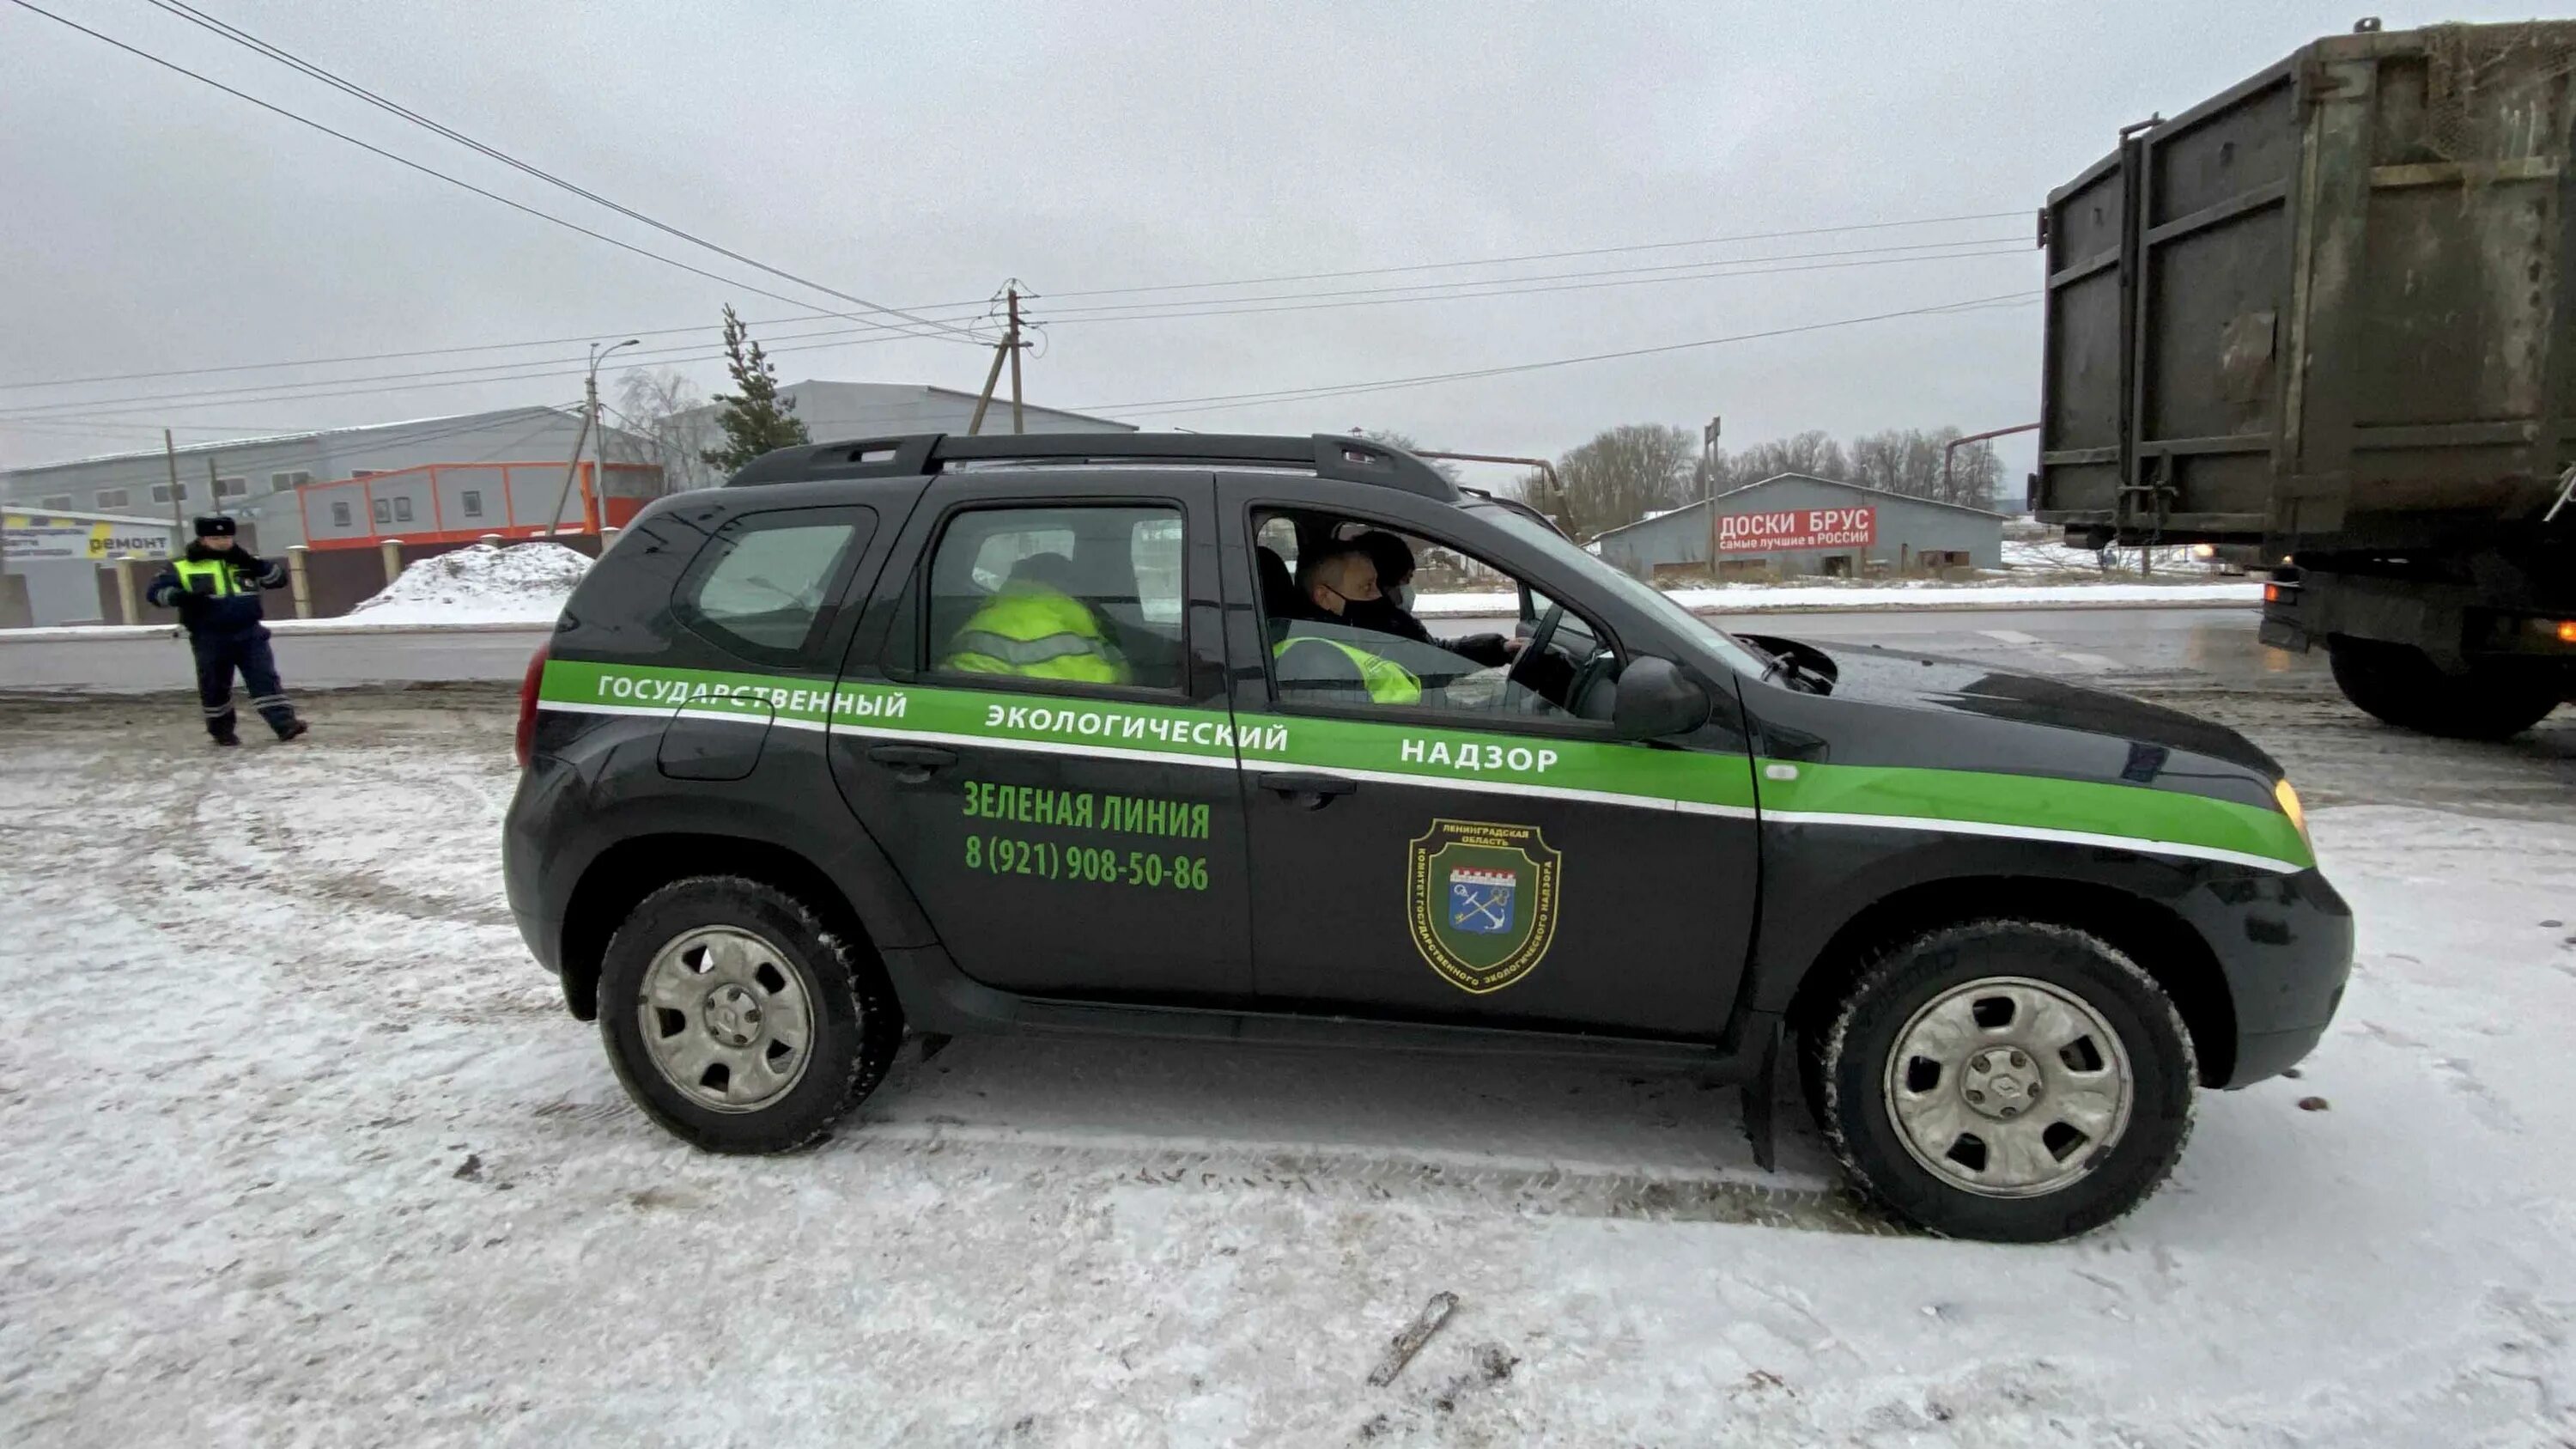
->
[1702,415,1722,503]
[1008,286,1025,435]
[165,429,184,533]
[966,338,1007,435]
[547,409,593,537]
[206,456,221,529]
[548,338,636,536]
[968,281,1028,436]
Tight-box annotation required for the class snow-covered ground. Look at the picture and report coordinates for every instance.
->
[331,542,591,626]
[2000,539,2218,578]
[2,693,2571,1446]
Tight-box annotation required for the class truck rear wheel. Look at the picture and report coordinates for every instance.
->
[2327,640,2561,740]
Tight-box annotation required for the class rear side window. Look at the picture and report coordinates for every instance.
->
[676,508,875,666]
[921,504,1186,693]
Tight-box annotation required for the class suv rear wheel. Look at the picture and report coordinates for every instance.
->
[598,876,901,1153]
[1818,920,2195,1241]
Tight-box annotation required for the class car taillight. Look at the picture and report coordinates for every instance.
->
[515,644,550,768]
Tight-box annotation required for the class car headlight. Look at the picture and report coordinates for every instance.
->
[2274,777,2310,846]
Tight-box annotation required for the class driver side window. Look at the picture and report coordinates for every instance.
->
[1251,508,1619,724]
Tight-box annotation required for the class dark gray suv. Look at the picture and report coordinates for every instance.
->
[504,431,2350,1241]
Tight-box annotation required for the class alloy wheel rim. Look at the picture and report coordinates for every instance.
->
[1881,975,2135,1199]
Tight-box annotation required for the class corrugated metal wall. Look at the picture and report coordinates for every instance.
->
[1591,477,2003,578]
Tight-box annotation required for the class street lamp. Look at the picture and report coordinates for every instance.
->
[547,338,641,536]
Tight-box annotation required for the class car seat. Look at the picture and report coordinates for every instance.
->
[1255,545,1300,633]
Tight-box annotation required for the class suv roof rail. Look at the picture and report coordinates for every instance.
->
[725,431,1461,500]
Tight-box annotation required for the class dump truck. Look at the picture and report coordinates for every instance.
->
[2034,19,2576,738]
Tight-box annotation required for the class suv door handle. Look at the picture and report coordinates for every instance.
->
[866,743,959,782]
[1257,771,1358,808]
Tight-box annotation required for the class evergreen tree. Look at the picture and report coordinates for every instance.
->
[700,305,810,472]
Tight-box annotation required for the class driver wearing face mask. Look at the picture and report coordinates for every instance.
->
[1343,529,1519,667]
[1339,531,1435,644]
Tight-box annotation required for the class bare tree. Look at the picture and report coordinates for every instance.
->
[609,367,715,493]
[1550,423,1698,539]
[1846,429,1910,492]
[1724,429,1850,487]
[1844,426,2002,509]
[1925,429,2003,510]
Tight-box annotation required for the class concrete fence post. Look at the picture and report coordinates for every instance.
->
[287,544,313,619]
[379,539,404,586]
[112,554,143,624]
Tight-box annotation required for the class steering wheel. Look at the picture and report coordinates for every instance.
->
[1501,600,1566,709]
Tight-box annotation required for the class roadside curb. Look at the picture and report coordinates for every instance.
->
[0,618,559,644]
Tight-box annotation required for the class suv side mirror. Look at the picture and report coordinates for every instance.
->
[1613,656,1711,740]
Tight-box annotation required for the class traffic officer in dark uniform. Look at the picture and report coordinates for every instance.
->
[145,515,308,746]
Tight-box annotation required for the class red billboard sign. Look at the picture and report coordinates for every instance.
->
[1714,504,1876,554]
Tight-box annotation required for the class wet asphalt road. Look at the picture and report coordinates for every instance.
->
[1436,603,2300,691]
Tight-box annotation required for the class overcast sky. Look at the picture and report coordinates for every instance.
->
[0,1,2548,492]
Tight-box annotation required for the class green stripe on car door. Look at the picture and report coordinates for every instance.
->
[1754,758,2312,872]
[538,660,2304,868]
[1228,710,1759,816]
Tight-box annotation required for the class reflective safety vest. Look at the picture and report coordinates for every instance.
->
[944,581,1131,685]
[1274,634,1423,705]
[171,557,251,596]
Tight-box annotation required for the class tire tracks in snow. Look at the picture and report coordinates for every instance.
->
[524,1093,1899,1235]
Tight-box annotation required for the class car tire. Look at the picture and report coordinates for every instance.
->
[597,875,902,1154]
[1819,919,2195,1242]
[2328,639,2560,740]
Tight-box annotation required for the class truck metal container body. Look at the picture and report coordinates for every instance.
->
[2038,21,2576,739]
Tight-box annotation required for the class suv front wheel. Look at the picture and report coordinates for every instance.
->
[598,876,902,1153]
[1819,920,2196,1241]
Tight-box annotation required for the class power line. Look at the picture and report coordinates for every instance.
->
[1081,291,2036,419]
[9,293,2038,478]
[1031,235,2023,317]
[0,0,982,351]
[0,305,998,423]
[1042,210,2032,298]
[137,0,977,347]
[0,207,2029,393]
[1036,247,2031,328]
[3,405,589,491]
[0,298,985,393]
[1,245,2028,422]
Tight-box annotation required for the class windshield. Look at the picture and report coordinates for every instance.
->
[1476,506,1770,676]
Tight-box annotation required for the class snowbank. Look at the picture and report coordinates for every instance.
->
[2001,538,2214,575]
[332,542,591,626]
